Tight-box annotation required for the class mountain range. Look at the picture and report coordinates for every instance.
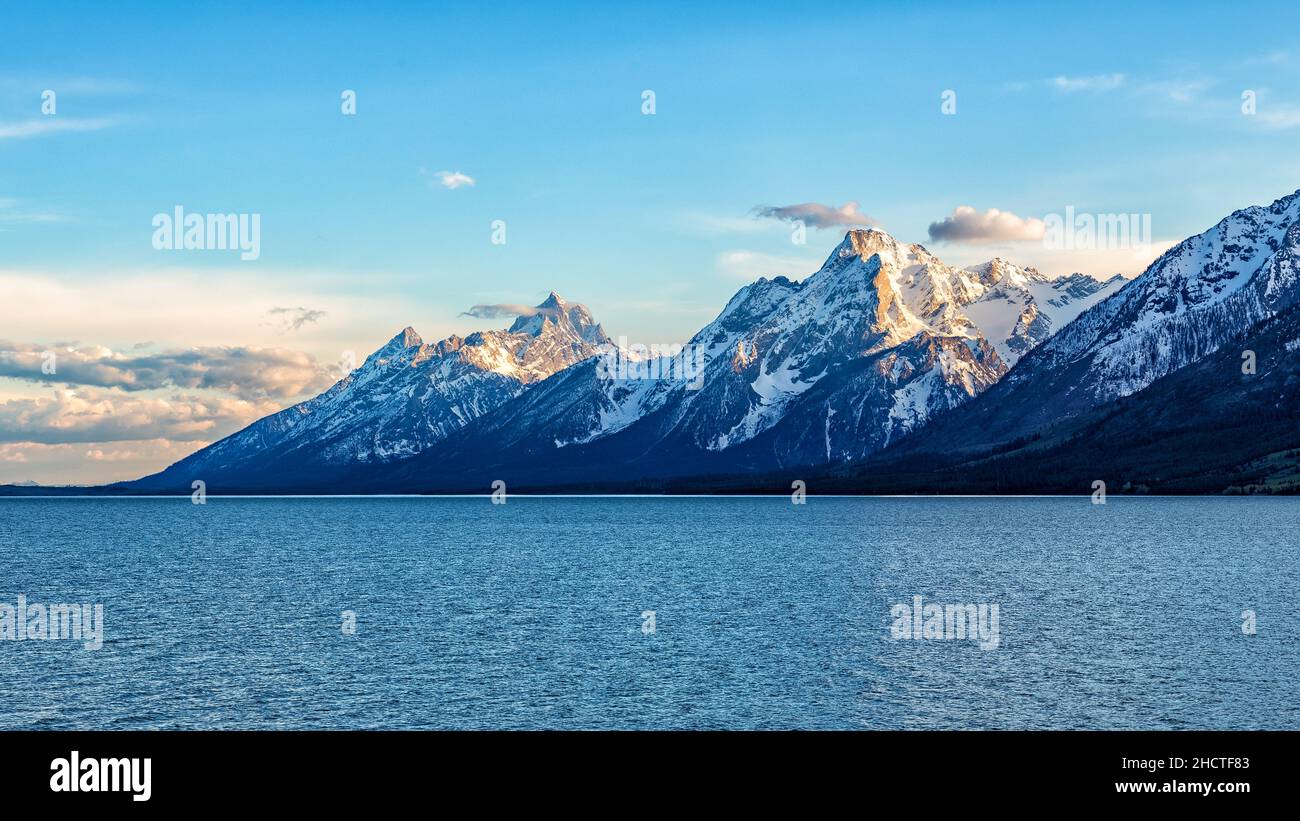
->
[11,188,1296,496]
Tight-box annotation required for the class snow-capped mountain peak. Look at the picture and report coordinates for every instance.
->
[506,291,608,345]
[366,326,425,363]
[808,228,1122,365]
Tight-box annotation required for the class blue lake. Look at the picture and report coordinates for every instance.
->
[0,496,1295,729]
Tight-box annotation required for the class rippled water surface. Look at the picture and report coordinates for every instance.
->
[1,496,1295,729]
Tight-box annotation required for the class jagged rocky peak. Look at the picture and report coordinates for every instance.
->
[818,227,932,276]
[507,292,608,344]
[966,257,1048,287]
[362,326,428,369]
[377,325,423,350]
[843,226,911,256]
[1050,272,1125,302]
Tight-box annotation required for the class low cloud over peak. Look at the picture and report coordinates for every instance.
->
[752,201,879,229]
[927,206,1046,244]
[459,303,543,320]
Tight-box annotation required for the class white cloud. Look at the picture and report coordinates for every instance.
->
[0,117,118,139]
[1051,74,1126,93]
[434,170,475,189]
[928,206,1047,244]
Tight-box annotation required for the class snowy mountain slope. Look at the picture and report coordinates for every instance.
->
[960,261,1124,364]
[889,187,1300,455]
[124,292,609,489]
[828,300,1300,494]
[1009,188,1300,401]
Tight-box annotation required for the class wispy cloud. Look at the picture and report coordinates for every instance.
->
[0,211,66,224]
[1254,105,1300,130]
[1135,78,1210,103]
[0,75,139,95]
[0,197,67,224]
[422,168,476,189]
[752,201,878,229]
[1241,51,1292,68]
[715,249,821,281]
[1050,73,1126,93]
[1015,71,1211,105]
[0,117,118,140]
[928,206,1046,244]
[677,212,776,235]
[266,306,328,332]
[459,303,542,319]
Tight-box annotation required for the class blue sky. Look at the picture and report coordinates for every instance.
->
[3,0,1300,482]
